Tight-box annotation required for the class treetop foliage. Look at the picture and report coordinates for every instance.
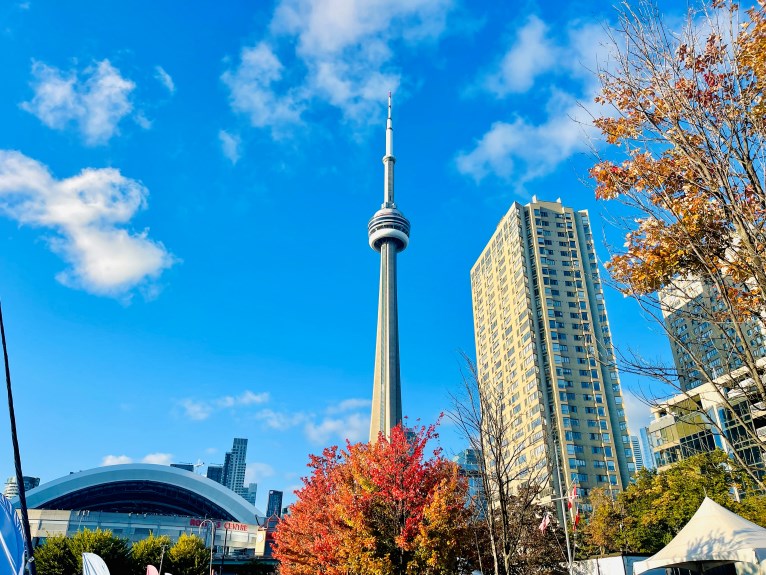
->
[273,423,475,575]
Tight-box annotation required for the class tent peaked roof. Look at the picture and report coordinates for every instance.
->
[634,497,766,574]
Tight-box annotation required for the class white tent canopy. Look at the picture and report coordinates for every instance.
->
[634,497,766,574]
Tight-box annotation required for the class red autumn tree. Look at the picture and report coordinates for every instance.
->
[273,423,474,575]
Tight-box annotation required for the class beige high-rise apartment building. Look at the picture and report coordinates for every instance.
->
[470,199,635,503]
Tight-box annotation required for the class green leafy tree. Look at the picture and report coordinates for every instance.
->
[70,528,134,575]
[167,533,209,575]
[131,534,172,575]
[582,451,764,555]
[34,535,77,575]
[578,487,626,557]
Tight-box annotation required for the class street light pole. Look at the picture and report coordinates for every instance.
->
[219,527,228,575]
[158,544,167,575]
[198,519,216,575]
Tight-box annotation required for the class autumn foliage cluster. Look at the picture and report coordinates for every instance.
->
[591,0,766,318]
[273,424,474,575]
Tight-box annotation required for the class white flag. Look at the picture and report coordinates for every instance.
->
[83,552,111,575]
[0,494,25,575]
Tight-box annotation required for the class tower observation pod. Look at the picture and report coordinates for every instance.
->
[367,94,410,443]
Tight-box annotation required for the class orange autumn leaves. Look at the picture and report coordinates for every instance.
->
[590,0,766,315]
[273,424,473,575]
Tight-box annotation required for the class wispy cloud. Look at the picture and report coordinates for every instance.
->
[480,15,556,96]
[219,130,242,164]
[223,0,454,133]
[101,452,175,466]
[244,462,275,484]
[102,454,133,466]
[251,397,370,444]
[217,390,269,408]
[180,390,270,421]
[255,408,307,430]
[222,43,304,134]
[326,398,370,414]
[22,59,136,145]
[0,150,175,296]
[154,66,175,94]
[142,452,173,465]
[623,391,652,435]
[457,18,610,187]
[305,412,368,444]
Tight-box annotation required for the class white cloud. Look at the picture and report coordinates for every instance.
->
[142,452,173,465]
[244,462,275,484]
[0,150,174,295]
[180,390,270,421]
[154,66,175,94]
[456,92,596,185]
[305,412,369,444]
[223,0,453,131]
[22,60,136,145]
[219,130,241,164]
[102,454,133,465]
[327,398,370,414]
[457,18,610,186]
[181,399,212,421]
[623,391,653,435]
[216,390,269,408]
[255,408,307,430]
[222,43,304,134]
[482,15,556,96]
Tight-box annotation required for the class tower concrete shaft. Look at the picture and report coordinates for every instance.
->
[368,94,410,443]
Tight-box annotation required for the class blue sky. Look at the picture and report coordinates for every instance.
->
[0,0,676,510]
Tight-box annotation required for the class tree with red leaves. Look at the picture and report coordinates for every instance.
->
[273,423,474,575]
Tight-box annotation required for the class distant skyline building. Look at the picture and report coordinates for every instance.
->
[630,436,644,471]
[244,482,258,507]
[471,198,635,503]
[223,438,248,497]
[266,490,283,518]
[3,475,39,498]
[660,278,766,390]
[452,449,485,519]
[367,94,410,443]
[639,428,655,470]
[206,464,223,484]
[170,463,194,473]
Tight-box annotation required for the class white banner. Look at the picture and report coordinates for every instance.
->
[83,552,111,575]
[0,494,25,575]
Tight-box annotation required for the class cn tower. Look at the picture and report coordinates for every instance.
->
[367,94,410,443]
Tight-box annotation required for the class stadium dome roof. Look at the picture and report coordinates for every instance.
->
[19,464,263,523]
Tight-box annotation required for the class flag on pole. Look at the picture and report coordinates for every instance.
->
[572,506,581,531]
[538,512,551,534]
[83,552,111,575]
[146,566,160,575]
[567,484,577,509]
[0,494,25,575]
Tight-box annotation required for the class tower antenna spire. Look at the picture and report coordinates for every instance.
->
[383,92,395,207]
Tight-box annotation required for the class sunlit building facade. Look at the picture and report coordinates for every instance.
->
[470,198,635,502]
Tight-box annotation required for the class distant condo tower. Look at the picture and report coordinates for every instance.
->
[368,94,410,442]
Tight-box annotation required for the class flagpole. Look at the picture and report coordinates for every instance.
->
[0,302,36,575]
[553,441,572,573]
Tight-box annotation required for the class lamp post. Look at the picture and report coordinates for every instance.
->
[158,544,167,575]
[219,527,228,575]
[198,519,216,575]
